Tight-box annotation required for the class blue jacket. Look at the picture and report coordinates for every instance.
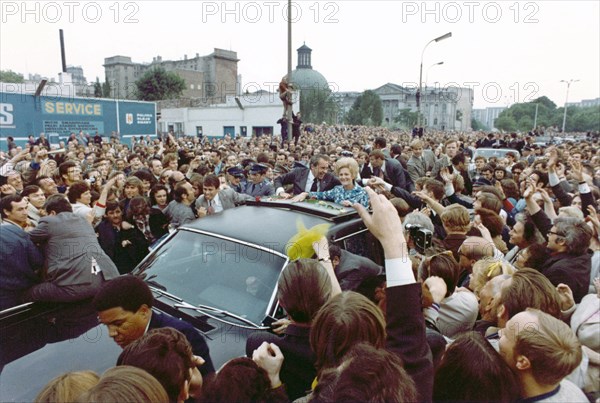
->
[0,223,43,309]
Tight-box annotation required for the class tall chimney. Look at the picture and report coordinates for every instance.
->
[59,29,67,72]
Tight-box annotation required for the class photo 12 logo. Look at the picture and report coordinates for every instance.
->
[1,1,140,24]
[201,1,340,24]
[401,1,540,24]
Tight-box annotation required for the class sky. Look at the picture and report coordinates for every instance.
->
[1,0,599,108]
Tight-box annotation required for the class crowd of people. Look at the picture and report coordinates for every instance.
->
[1,124,600,402]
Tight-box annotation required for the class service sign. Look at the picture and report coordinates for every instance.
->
[0,92,156,147]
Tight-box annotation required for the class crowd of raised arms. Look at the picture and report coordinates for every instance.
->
[1,125,599,402]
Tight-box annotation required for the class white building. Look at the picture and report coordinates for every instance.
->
[472,107,507,131]
[374,83,473,131]
[159,91,297,138]
[567,97,600,108]
[1,72,77,98]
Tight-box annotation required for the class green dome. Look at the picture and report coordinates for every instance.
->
[291,68,329,91]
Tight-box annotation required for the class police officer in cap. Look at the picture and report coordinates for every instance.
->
[226,166,246,193]
[241,164,274,197]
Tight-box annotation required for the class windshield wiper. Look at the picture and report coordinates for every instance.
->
[148,284,182,302]
[174,301,269,330]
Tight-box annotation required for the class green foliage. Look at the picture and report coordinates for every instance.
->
[135,68,186,101]
[94,77,102,98]
[494,115,517,132]
[471,118,488,131]
[494,96,598,132]
[345,90,383,126]
[300,88,339,124]
[531,96,557,110]
[566,106,600,132]
[394,108,420,129]
[0,70,25,83]
[102,78,111,98]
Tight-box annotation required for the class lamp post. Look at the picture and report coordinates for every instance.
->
[560,79,579,133]
[417,32,451,128]
[287,0,293,140]
[425,61,444,88]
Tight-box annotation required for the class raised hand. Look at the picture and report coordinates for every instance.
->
[424,276,447,304]
[494,181,506,200]
[547,146,559,168]
[570,160,583,182]
[556,283,575,311]
[252,342,284,389]
[537,187,552,203]
[522,178,536,199]
[440,167,454,184]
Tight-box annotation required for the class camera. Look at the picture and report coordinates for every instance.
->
[405,224,433,254]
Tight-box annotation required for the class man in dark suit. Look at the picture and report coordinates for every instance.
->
[390,143,413,174]
[0,195,44,309]
[95,202,148,274]
[93,275,215,377]
[274,154,340,198]
[351,187,434,401]
[195,174,252,217]
[361,150,414,193]
[329,244,383,291]
[23,194,120,303]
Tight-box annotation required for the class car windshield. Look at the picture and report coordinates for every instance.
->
[135,229,286,325]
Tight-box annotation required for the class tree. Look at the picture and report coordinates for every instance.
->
[300,88,339,124]
[471,118,488,131]
[135,68,186,101]
[345,90,383,126]
[493,95,598,133]
[94,77,103,97]
[494,115,517,131]
[531,96,557,110]
[394,108,420,129]
[567,106,600,132]
[0,70,25,83]
[102,78,111,98]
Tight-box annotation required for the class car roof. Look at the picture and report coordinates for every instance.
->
[181,201,362,255]
[473,148,521,157]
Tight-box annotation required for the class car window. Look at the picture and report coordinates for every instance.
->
[136,230,286,325]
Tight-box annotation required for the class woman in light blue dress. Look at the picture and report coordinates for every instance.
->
[292,157,369,208]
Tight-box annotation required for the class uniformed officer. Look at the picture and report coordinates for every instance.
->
[226,166,245,193]
[241,164,274,197]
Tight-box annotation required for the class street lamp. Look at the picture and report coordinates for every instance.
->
[417,32,452,128]
[425,61,444,88]
[560,79,579,133]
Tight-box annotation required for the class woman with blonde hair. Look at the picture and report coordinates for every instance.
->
[469,258,516,297]
[291,157,369,207]
[35,371,99,403]
[78,366,169,403]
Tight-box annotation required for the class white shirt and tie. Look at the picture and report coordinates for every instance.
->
[207,195,223,214]
[306,171,319,192]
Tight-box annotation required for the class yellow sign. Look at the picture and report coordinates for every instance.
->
[44,101,102,116]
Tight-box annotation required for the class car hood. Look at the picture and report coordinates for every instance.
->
[0,301,257,402]
[0,302,120,402]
